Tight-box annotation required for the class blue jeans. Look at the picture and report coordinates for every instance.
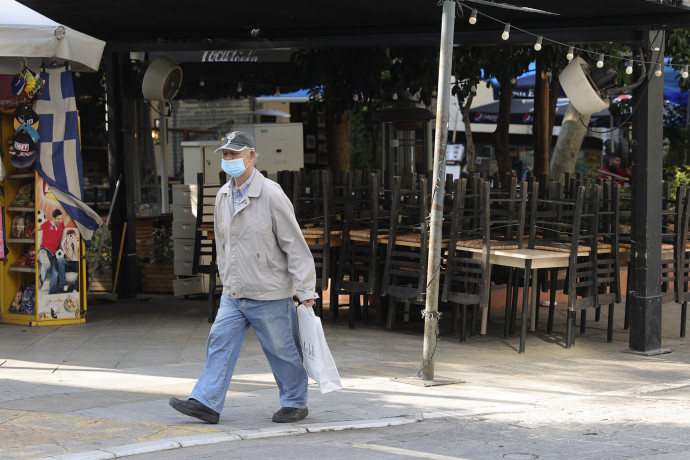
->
[190,295,308,413]
[38,247,67,294]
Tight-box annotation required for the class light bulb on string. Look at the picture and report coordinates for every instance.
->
[469,9,477,24]
[237,82,243,93]
[534,36,543,51]
[392,91,398,101]
[596,53,604,68]
[275,86,281,96]
[501,23,510,41]
[654,64,662,77]
[682,65,689,79]
[353,93,359,102]
[566,46,574,61]
[626,62,633,75]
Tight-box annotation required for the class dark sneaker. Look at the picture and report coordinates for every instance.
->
[272,406,308,423]
[169,397,220,424]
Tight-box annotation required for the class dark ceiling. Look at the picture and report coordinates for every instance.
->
[15,0,690,49]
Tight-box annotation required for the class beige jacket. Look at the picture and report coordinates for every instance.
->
[214,170,317,302]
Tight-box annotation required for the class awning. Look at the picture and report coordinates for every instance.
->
[0,0,104,71]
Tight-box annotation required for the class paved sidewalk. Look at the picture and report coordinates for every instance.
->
[1,295,690,459]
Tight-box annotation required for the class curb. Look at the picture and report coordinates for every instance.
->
[35,415,421,460]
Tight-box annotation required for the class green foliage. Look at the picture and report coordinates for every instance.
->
[665,164,690,200]
[666,29,690,93]
[348,104,373,170]
[294,47,439,121]
[85,226,112,273]
[149,226,174,265]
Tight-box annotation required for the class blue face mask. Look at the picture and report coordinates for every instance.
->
[221,151,249,177]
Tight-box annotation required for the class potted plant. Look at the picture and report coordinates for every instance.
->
[85,225,113,292]
[138,225,175,293]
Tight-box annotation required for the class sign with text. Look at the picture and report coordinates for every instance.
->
[149,49,294,64]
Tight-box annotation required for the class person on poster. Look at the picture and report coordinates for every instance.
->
[38,209,71,293]
[169,131,318,424]
[60,227,81,287]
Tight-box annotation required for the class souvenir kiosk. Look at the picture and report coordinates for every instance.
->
[0,1,105,325]
[1,68,88,325]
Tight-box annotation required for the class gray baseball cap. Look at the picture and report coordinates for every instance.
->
[214,131,255,153]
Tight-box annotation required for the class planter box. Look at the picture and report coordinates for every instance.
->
[138,264,175,293]
[89,269,113,293]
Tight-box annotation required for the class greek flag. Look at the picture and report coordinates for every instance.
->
[34,68,103,246]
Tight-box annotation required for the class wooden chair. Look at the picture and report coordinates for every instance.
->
[528,182,588,339]
[676,187,690,337]
[529,183,616,348]
[591,179,621,342]
[380,174,429,329]
[480,176,529,338]
[334,171,382,328]
[623,183,685,334]
[192,171,226,322]
[441,178,489,341]
[294,169,330,317]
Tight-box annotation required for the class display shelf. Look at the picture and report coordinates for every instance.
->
[7,172,35,180]
[7,206,35,213]
[9,266,36,273]
[7,238,35,244]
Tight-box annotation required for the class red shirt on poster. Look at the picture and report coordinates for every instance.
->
[40,221,64,253]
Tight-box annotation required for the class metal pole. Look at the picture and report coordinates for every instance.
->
[159,101,169,214]
[87,174,122,293]
[420,0,455,381]
[629,29,665,354]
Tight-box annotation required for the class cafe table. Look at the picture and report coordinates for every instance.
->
[462,246,585,353]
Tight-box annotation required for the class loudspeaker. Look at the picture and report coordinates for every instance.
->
[142,56,183,101]
[559,56,610,115]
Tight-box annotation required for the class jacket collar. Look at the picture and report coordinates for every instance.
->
[219,168,264,196]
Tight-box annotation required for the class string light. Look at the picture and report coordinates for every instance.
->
[392,91,398,101]
[237,82,243,93]
[566,46,574,61]
[469,9,477,24]
[501,23,510,41]
[534,36,543,52]
[353,92,359,101]
[275,86,280,96]
[452,1,690,81]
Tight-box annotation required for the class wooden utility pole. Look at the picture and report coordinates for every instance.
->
[420,0,454,381]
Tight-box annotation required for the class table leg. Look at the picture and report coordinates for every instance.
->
[519,260,532,353]
[530,268,538,332]
[504,268,513,338]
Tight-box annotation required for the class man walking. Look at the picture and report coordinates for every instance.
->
[170,131,317,424]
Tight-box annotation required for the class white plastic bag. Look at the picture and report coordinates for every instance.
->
[297,304,342,394]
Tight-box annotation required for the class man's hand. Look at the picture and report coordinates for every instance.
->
[301,299,316,308]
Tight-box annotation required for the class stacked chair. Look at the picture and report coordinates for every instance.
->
[192,171,227,323]
[334,171,383,328]
[380,174,429,329]
[293,169,331,317]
